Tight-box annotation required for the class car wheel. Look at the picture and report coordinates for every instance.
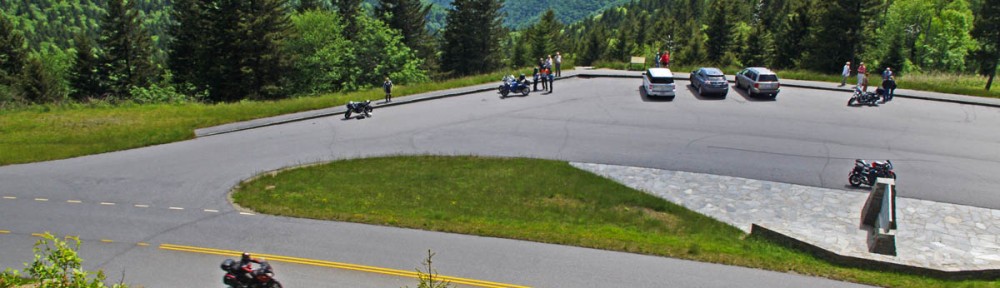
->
[698,85,704,96]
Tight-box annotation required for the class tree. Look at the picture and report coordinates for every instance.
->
[440,0,506,76]
[168,0,208,91]
[705,0,734,63]
[527,10,563,62]
[239,0,293,100]
[0,12,27,86]
[919,0,977,71]
[973,0,1000,90]
[70,32,104,100]
[99,0,158,99]
[377,0,432,49]
[20,56,62,104]
[298,0,324,12]
[284,10,351,93]
[337,0,363,39]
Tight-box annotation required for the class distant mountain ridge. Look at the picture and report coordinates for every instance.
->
[426,0,630,29]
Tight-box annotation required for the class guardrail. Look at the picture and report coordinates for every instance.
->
[861,178,897,255]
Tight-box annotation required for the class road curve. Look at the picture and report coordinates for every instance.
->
[4,76,997,287]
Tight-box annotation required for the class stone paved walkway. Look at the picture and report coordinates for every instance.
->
[571,162,1000,273]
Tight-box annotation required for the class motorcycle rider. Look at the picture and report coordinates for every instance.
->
[238,252,263,284]
[518,73,528,87]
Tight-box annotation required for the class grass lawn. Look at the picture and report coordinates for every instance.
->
[0,70,541,166]
[231,156,989,288]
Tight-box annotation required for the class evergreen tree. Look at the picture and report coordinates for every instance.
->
[0,12,27,86]
[240,0,293,99]
[973,0,1000,90]
[804,0,886,72]
[168,0,208,91]
[98,0,157,99]
[773,0,812,69]
[705,0,734,63]
[527,10,563,62]
[337,0,363,39]
[70,32,104,100]
[20,56,62,104]
[440,0,506,76]
[377,0,432,49]
[298,0,324,12]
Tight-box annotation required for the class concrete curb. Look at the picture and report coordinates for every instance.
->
[750,224,1000,280]
[195,71,1000,137]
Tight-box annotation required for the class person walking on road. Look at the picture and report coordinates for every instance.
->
[555,52,562,77]
[840,61,851,86]
[382,76,393,103]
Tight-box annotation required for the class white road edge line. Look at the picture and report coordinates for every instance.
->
[239,212,255,216]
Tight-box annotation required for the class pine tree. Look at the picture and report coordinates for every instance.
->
[70,32,104,100]
[168,0,207,90]
[440,0,506,76]
[705,0,733,63]
[241,0,292,99]
[377,0,432,49]
[0,13,27,86]
[337,0,363,39]
[98,0,157,99]
[20,56,62,104]
[973,0,999,90]
[298,0,324,12]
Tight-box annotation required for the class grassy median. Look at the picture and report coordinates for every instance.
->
[231,156,986,288]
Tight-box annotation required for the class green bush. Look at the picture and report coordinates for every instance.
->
[0,232,129,288]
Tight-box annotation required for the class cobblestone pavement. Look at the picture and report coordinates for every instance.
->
[571,162,1000,272]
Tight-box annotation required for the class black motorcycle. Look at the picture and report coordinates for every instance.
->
[847,88,880,106]
[849,159,896,187]
[221,259,283,288]
[345,100,373,119]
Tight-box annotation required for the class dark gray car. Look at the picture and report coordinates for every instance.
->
[690,67,729,97]
[735,67,780,98]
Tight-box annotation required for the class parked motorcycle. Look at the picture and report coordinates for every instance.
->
[849,159,896,187]
[221,258,283,288]
[345,100,373,119]
[847,88,880,106]
[498,75,531,98]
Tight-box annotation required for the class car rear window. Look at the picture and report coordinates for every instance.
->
[758,74,779,82]
[708,76,726,81]
[650,76,673,84]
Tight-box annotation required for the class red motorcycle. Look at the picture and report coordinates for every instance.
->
[221,258,283,288]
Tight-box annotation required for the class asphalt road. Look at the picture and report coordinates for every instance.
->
[4,76,998,287]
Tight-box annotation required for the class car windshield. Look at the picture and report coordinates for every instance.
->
[759,74,779,82]
[650,76,673,84]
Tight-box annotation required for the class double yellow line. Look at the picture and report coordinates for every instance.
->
[160,243,529,288]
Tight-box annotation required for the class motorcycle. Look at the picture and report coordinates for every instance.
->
[847,88,880,106]
[221,258,283,288]
[498,75,531,98]
[345,100,373,119]
[849,159,896,187]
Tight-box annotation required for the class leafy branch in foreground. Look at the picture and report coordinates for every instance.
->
[0,232,128,288]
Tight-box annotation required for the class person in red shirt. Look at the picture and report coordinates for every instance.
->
[660,51,671,68]
[857,62,867,86]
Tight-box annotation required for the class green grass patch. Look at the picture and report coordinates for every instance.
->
[0,71,542,166]
[232,156,992,288]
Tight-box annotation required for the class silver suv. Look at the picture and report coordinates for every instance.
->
[735,67,780,98]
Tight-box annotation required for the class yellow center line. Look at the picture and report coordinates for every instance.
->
[159,243,530,288]
[100,239,113,243]
[0,230,9,234]
[30,233,44,237]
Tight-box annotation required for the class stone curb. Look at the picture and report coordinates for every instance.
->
[750,224,1000,280]
[195,71,999,137]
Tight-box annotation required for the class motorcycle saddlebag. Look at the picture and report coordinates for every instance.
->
[223,273,240,286]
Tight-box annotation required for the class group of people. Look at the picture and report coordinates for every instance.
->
[841,61,897,103]
[654,51,671,68]
[533,52,561,92]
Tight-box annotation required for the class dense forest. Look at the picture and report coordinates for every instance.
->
[1,0,998,108]
[563,0,998,84]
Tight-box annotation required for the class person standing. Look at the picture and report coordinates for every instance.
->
[555,52,562,77]
[882,67,892,81]
[840,61,851,86]
[860,72,870,93]
[548,68,554,92]
[532,67,540,91]
[882,76,896,102]
[540,58,548,91]
[661,50,671,68]
[382,76,393,103]
[654,51,662,68]
[857,62,867,86]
